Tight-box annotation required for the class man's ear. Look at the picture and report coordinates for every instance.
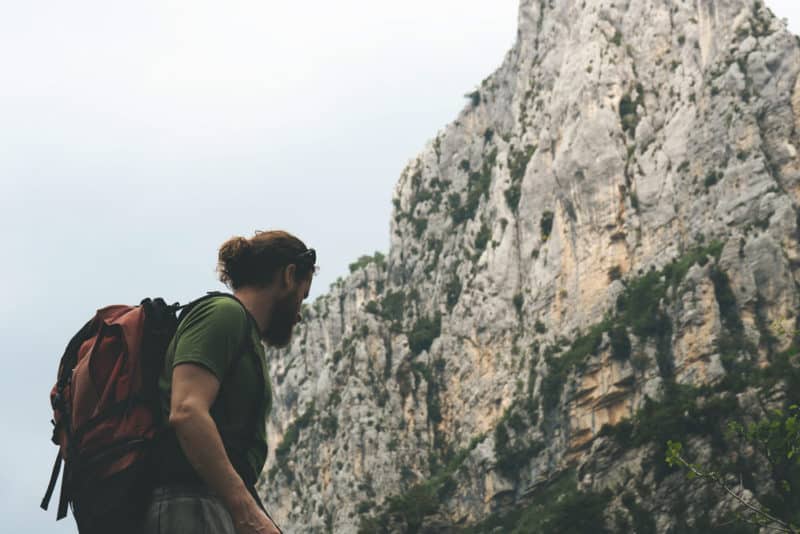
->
[283,264,297,290]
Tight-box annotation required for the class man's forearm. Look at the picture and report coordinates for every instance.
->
[170,408,255,513]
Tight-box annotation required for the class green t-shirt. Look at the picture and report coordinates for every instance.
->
[158,295,272,486]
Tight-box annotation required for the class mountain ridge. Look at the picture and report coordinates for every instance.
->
[260,1,800,531]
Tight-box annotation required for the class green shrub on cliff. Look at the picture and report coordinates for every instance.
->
[349,251,386,273]
[461,470,612,534]
[408,314,442,356]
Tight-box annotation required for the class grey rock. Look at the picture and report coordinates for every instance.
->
[259,1,800,531]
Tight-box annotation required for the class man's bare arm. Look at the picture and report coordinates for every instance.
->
[169,363,279,534]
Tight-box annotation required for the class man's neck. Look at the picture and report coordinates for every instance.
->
[232,286,274,337]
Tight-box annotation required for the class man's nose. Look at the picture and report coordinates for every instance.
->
[296,313,302,324]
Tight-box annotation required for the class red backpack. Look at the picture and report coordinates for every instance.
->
[41,292,236,533]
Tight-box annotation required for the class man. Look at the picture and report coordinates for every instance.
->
[143,230,315,534]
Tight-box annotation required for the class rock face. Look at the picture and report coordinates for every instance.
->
[258,1,800,532]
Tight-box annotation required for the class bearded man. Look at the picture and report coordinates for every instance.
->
[143,230,315,534]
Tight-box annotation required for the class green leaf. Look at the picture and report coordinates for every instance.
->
[665,440,683,467]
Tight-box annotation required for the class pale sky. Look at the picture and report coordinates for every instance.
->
[1,2,797,533]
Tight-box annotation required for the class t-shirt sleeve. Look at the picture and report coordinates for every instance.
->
[172,297,248,381]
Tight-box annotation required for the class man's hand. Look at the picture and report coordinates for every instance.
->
[230,497,281,534]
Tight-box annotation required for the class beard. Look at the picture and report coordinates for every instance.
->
[263,291,299,348]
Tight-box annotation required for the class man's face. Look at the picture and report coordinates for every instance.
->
[263,274,312,347]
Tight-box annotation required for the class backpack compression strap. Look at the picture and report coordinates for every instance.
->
[41,317,98,516]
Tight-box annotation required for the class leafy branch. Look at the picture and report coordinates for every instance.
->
[665,404,800,533]
[666,441,796,532]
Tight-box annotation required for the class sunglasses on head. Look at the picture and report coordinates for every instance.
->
[295,248,319,274]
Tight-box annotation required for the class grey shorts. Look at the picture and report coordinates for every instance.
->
[140,485,236,534]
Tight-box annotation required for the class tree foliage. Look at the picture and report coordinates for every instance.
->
[666,404,800,533]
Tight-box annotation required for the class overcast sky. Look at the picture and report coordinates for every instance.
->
[1,2,798,533]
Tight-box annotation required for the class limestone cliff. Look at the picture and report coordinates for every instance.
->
[257,0,800,532]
